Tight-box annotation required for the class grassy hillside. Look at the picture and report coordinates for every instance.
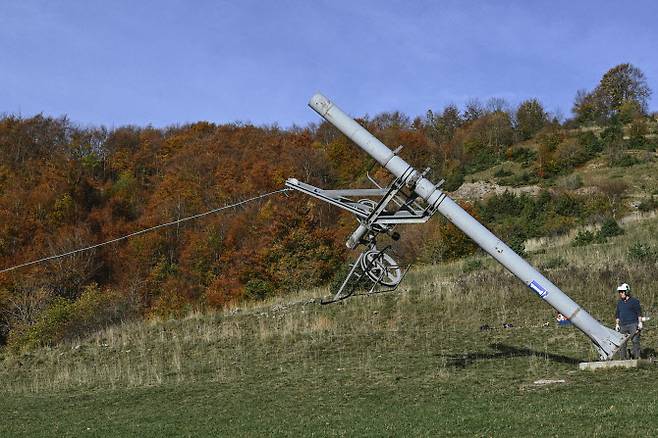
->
[1,209,657,436]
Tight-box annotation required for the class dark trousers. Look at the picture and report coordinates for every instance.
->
[620,323,640,359]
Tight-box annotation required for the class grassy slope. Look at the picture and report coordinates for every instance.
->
[1,211,657,436]
[2,151,658,436]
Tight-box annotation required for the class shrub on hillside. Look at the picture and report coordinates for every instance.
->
[245,278,276,301]
[7,297,73,352]
[638,196,658,212]
[542,215,578,236]
[506,234,527,258]
[571,230,599,247]
[477,190,613,242]
[497,170,539,187]
[7,284,136,352]
[443,167,465,191]
[627,133,648,150]
[598,217,624,238]
[582,193,614,218]
[627,242,657,263]
[554,140,590,171]
[493,167,513,178]
[463,148,501,173]
[608,153,641,168]
[506,146,537,165]
[149,279,193,319]
[571,218,623,247]
[577,131,603,156]
[627,119,649,150]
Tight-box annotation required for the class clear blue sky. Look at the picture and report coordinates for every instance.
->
[1,1,657,128]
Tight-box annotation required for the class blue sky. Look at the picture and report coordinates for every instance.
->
[1,1,657,128]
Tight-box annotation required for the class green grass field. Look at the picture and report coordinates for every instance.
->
[2,215,657,436]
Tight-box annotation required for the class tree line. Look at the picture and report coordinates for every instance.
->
[0,64,655,350]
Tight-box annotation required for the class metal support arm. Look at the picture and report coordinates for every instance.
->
[307,93,627,360]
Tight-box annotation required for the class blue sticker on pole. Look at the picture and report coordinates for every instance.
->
[529,280,548,298]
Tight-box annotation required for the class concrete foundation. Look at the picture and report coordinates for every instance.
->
[579,359,639,371]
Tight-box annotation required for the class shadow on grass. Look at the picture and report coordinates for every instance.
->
[445,343,581,368]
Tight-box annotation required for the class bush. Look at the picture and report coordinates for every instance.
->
[553,192,582,217]
[244,278,276,301]
[419,211,479,263]
[638,196,658,212]
[542,215,577,236]
[571,218,623,247]
[507,147,537,165]
[627,135,647,150]
[477,189,612,241]
[493,167,513,178]
[443,168,465,191]
[601,123,624,146]
[583,193,613,218]
[571,230,596,247]
[498,170,539,187]
[506,234,527,258]
[609,153,641,167]
[577,131,603,156]
[463,149,500,173]
[627,242,657,263]
[598,217,624,238]
[7,297,74,352]
[554,140,590,172]
[7,284,136,352]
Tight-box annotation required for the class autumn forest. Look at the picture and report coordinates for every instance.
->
[1,63,656,351]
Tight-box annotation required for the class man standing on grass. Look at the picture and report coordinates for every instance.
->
[615,283,643,359]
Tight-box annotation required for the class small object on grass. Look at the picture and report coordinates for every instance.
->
[533,379,566,385]
[502,322,514,329]
[579,360,639,370]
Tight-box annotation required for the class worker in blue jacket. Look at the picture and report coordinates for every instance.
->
[615,283,643,359]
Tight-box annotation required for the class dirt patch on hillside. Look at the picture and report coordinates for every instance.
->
[450,181,543,201]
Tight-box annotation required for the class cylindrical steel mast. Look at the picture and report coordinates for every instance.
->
[309,93,626,360]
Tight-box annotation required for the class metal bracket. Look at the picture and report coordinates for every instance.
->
[284,177,437,227]
[285,162,441,304]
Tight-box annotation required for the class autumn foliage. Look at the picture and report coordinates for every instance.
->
[0,64,655,349]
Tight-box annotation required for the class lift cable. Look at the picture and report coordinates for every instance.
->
[0,188,291,275]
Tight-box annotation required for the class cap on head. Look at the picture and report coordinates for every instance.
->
[617,283,630,293]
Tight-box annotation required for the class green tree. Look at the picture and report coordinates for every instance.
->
[515,99,548,140]
[426,104,462,145]
[573,64,652,124]
[628,118,648,149]
[461,112,514,171]
[463,99,485,123]
[601,121,625,165]
[572,89,597,125]
[595,63,651,117]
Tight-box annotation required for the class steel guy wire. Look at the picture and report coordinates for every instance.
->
[0,188,291,274]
